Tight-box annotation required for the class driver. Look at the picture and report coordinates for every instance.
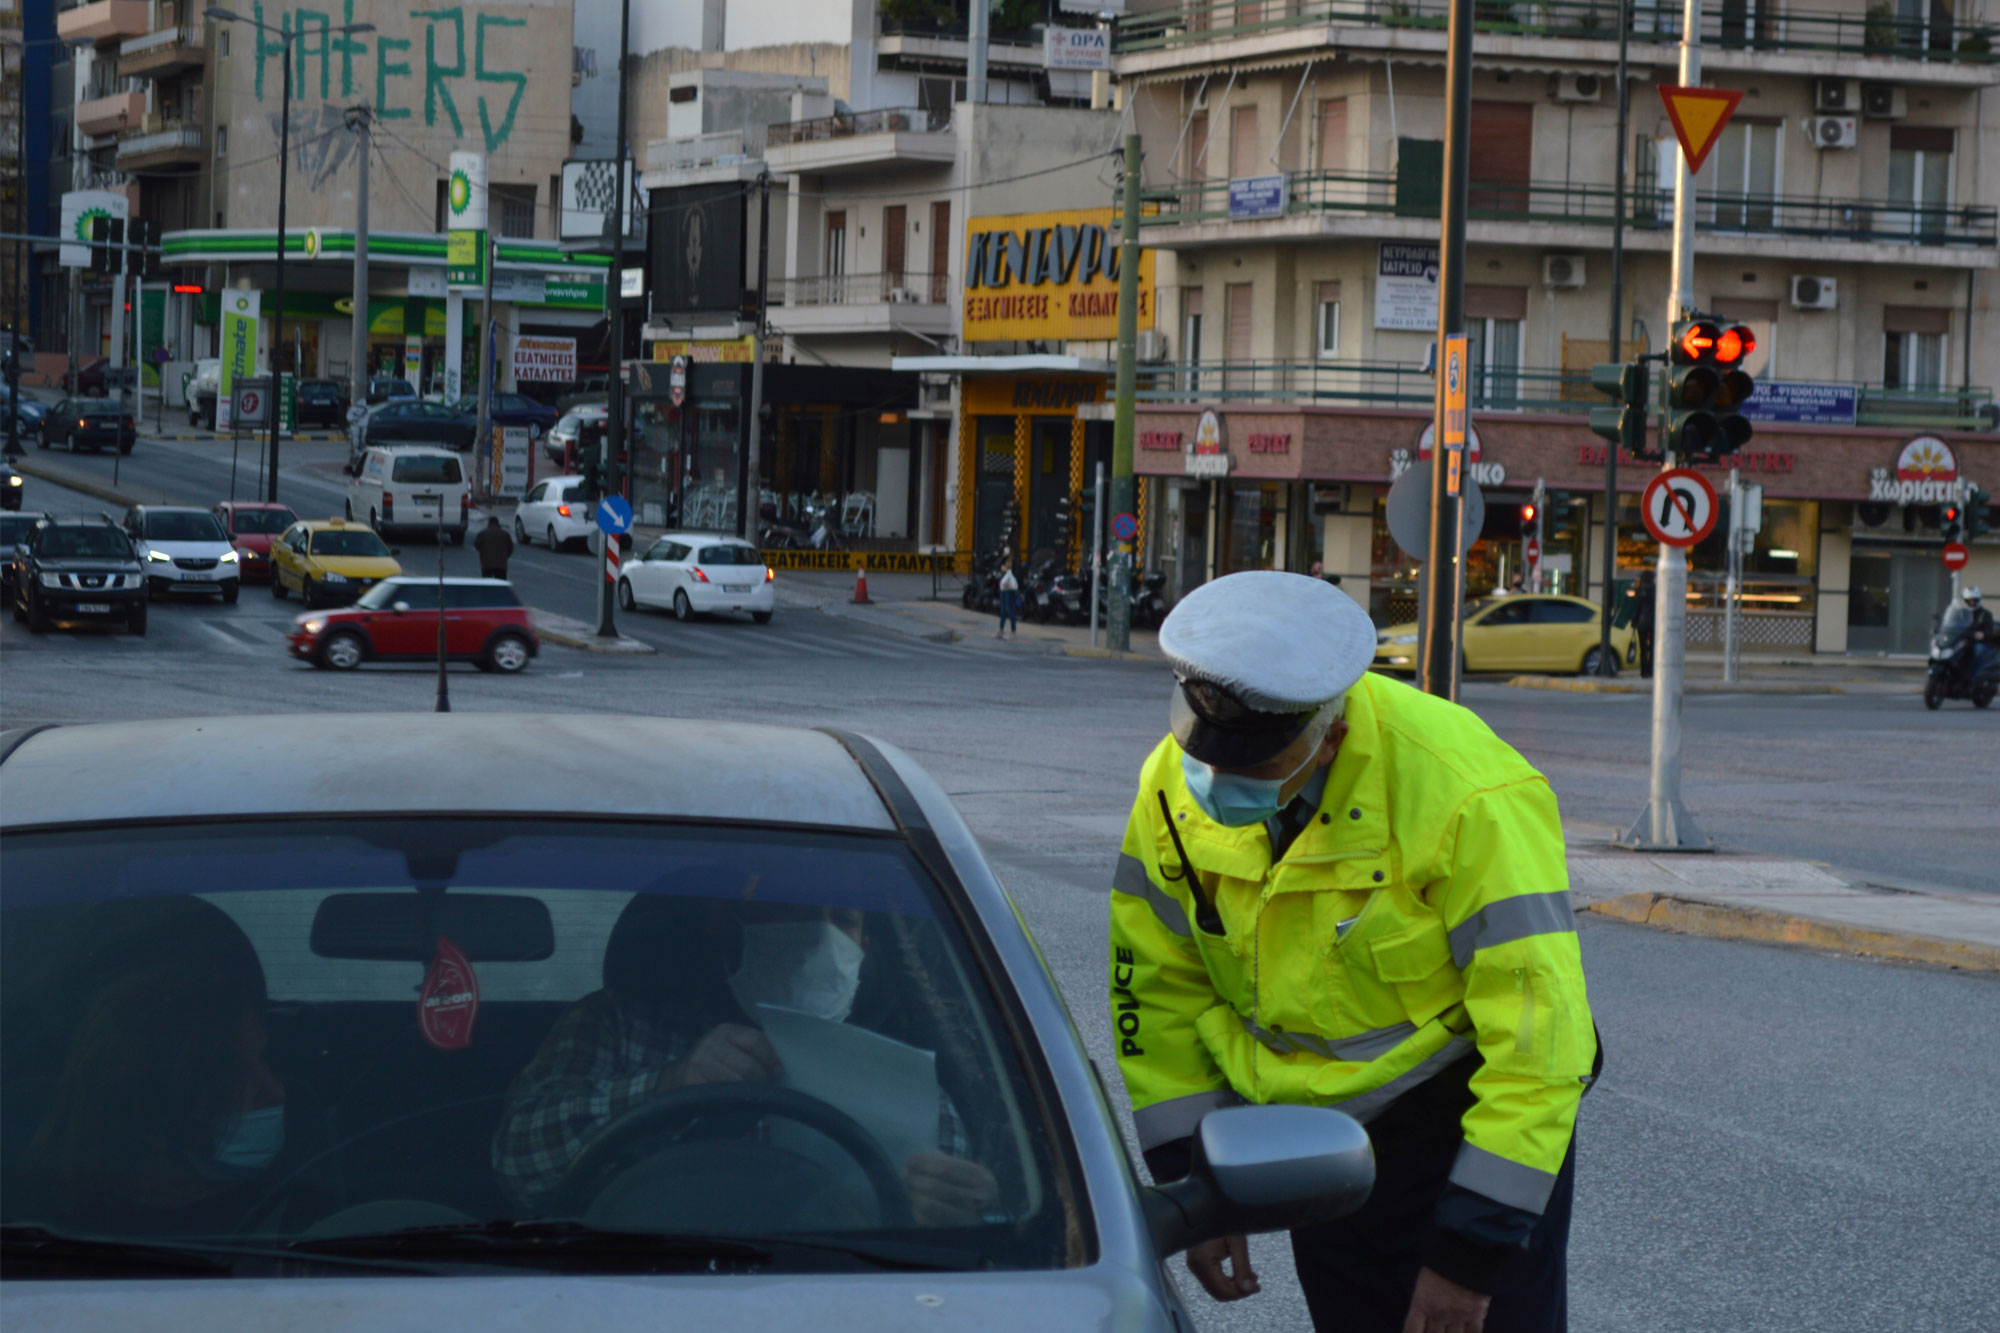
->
[492,895,998,1225]
[1964,587,1995,675]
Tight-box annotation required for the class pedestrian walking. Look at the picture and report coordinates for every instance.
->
[1631,568,1657,678]
[996,563,1020,638]
[1110,571,1598,1333]
[474,514,514,581]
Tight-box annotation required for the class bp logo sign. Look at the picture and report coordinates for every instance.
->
[74,206,110,242]
[449,169,473,218]
[303,229,321,258]
[230,294,254,314]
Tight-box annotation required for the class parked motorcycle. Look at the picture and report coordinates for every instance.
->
[1925,602,1999,710]
[758,501,811,551]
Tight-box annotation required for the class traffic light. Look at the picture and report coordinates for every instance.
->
[1967,487,1993,540]
[1589,360,1652,460]
[1941,501,1963,542]
[1052,491,1074,554]
[575,435,602,503]
[89,217,116,271]
[1665,318,1757,460]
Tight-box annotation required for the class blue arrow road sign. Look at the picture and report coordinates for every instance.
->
[596,494,633,535]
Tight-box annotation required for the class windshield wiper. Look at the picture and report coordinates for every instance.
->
[293,1220,975,1273]
[0,1223,442,1278]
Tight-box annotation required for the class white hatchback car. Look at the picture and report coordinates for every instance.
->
[619,532,774,623]
[346,446,471,545]
[514,476,597,551]
[123,504,241,602]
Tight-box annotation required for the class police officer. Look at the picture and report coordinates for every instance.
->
[1110,571,1597,1333]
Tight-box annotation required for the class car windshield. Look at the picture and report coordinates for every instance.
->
[699,545,761,566]
[372,380,414,397]
[0,819,1073,1273]
[40,527,130,558]
[389,456,463,484]
[230,509,297,536]
[146,512,227,543]
[311,530,390,557]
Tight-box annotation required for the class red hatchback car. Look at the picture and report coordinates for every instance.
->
[289,576,539,673]
[213,501,299,583]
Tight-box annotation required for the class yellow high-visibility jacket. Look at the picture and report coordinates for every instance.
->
[1110,671,1596,1236]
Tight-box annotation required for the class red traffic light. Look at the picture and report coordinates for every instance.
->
[1675,320,1720,363]
[1521,503,1538,524]
[1714,325,1755,365]
[1944,504,1962,524]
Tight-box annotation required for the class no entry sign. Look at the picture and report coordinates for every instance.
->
[1943,541,1970,571]
[1526,536,1541,564]
[1641,468,1719,548]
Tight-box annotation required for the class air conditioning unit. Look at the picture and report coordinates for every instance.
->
[1790,275,1838,310]
[1135,329,1168,362]
[1814,78,1860,113]
[1553,73,1602,104]
[1862,84,1907,120]
[1808,115,1859,150]
[1543,254,1587,289]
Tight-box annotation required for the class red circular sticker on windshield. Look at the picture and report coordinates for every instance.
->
[418,935,480,1050]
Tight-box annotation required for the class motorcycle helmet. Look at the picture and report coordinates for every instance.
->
[1966,586,1983,604]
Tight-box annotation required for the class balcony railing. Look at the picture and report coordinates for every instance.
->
[119,24,206,77]
[646,128,763,173]
[878,15,1044,50]
[771,271,951,307]
[1136,360,1994,429]
[767,106,951,149]
[1114,0,1999,63]
[1139,170,1999,247]
[115,118,203,167]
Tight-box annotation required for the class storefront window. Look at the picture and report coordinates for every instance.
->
[1223,482,1281,574]
[685,398,740,533]
[972,420,1018,556]
[632,402,677,529]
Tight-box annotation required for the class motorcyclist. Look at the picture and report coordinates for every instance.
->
[1964,587,1996,677]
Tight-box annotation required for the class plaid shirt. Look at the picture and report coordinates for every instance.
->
[492,990,971,1211]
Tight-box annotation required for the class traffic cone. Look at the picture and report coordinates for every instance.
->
[852,561,871,604]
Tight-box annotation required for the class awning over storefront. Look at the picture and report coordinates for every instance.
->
[891,354,1115,376]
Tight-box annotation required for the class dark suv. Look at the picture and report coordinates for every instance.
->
[9,515,148,635]
[295,378,349,428]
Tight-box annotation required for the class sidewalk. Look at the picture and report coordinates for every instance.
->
[1563,821,1999,972]
[770,568,1165,660]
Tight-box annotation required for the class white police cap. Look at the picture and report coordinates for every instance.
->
[1160,570,1376,768]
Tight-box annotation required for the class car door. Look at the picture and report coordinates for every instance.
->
[1463,598,1535,671]
[271,524,301,589]
[626,539,673,606]
[519,481,549,534]
[443,583,493,655]
[1527,597,1598,672]
[369,583,439,656]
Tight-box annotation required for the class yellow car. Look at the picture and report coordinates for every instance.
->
[270,518,403,607]
[1373,593,1638,676]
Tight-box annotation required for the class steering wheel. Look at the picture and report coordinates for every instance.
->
[552,1083,913,1231]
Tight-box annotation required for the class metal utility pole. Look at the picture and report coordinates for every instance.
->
[1090,461,1105,647]
[1723,466,1741,684]
[1108,133,1141,652]
[742,169,770,540]
[1598,0,1632,675]
[475,232,496,471]
[1418,0,1474,701]
[1625,0,1706,850]
[346,104,371,422]
[6,34,25,460]
[597,0,632,638]
[967,0,988,103]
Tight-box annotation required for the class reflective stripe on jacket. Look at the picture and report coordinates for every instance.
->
[1110,671,1595,1219]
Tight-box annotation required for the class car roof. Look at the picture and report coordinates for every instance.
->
[658,532,755,545]
[0,716,897,832]
[381,575,505,584]
[370,443,460,454]
[295,517,373,530]
[223,501,294,510]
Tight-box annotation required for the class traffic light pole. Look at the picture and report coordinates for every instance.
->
[1107,133,1141,654]
[1623,0,1707,852]
[597,0,632,640]
[1597,0,1632,675]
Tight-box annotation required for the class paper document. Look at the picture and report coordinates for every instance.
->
[755,1003,940,1166]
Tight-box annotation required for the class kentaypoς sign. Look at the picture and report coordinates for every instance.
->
[963,208,1154,342]
[511,335,576,382]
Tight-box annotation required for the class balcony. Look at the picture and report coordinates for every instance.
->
[1114,1,2000,84]
[768,270,954,339]
[57,0,151,46]
[1134,359,1994,430]
[640,128,765,189]
[765,107,955,176]
[877,15,1050,71]
[1137,169,1998,263]
[76,88,144,139]
[120,25,207,78]
[116,118,203,171]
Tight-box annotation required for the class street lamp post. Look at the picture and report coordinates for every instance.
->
[203,9,372,503]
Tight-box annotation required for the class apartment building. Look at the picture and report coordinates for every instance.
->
[1114,0,1999,655]
[634,0,1127,556]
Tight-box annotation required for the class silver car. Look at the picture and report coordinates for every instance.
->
[0,716,1371,1329]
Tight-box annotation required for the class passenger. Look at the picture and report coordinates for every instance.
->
[494,895,998,1224]
[27,967,288,1235]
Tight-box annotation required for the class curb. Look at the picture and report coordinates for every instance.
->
[152,432,351,444]
[10,458,148,508]
[1064,645,1155,663]
[1507,674,1846,696]
[1584,891,2000,973]
[535,626,655,655]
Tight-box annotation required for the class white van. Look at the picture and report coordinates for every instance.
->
[346,446,471,545]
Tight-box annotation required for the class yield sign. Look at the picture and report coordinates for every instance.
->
[1658,85,1744,175]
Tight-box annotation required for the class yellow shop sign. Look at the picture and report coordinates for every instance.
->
[962,207,1154,343]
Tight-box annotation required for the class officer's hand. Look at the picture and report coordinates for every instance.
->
[1401,1265,1491,1333]
[901,1152,998,1226]
[670,1023,782,1088]
[1186,1234,1260,1302]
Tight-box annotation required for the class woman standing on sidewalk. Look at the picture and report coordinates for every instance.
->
[997,563,1020,638]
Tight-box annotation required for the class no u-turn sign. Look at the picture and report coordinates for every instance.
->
[1641,468,1718,548]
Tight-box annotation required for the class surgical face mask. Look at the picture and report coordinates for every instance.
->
[211,1104,286,1175]
[1181,734,1326,829]
[730,920,865,1023]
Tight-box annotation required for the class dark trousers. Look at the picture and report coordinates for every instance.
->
[998,589,1019,632]
[1290,1059,1575,1333]
[1636,626,1655,678]
[481,566,507,581]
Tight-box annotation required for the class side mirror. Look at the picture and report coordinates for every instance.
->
[391,600,410,615]
[389,548,402,556]
[1142,1105,1373,1258]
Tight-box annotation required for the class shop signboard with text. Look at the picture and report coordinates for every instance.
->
[962,207,1154,342]
[1375,242,1438,331]
[1739,381,1858,426]
[511,335,576,382]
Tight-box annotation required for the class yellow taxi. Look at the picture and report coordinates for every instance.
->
[1373,593,1638,676]
[270,518,403,607]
